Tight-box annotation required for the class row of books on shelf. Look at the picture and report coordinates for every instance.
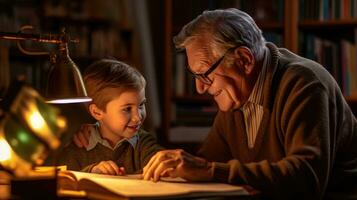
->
[237,0,284,23]
[173,51,192,96]
[1,0,129,31]
[8,60,49,94]
[172,0,283,31]
[168,126,211,143]
[42,0,130,27]
[172,0,238,29]
[172,103,217,126]
[0,1,131,62]
[0,3,39,33]
[169,102,216,143]
[300,32,357,97]
[67,26,130,59]
[300,0,357,21]
[263,32,283,47]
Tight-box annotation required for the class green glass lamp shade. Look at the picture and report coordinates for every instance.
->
[3,114,47,165]
[34,97,63,137]
[0,81,67,175]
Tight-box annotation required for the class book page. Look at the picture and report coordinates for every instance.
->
[61,171,248,198]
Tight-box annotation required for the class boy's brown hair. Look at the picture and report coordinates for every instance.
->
[83,59,146,111]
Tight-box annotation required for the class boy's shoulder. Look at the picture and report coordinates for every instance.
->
[56,141,89,166]
[137,128,148,135]
[61,141,88,154]
[137,129,156,139]
[136,129,162,146]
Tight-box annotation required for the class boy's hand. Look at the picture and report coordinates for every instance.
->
[73,124,93,148]
[91,160,126,175]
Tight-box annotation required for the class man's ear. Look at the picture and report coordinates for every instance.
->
[89,104,104,121]
[233,47,255,75]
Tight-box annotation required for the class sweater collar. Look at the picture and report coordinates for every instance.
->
[86,122,139,151]
[261,42,280,110]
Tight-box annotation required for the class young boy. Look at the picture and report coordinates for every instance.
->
[58,59,163,175]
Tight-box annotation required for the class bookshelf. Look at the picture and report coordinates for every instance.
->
[0,0,140,141]
[0,0,135,96]
[161,0,357,151]
[299,0,357,97]
[298,0,357,100]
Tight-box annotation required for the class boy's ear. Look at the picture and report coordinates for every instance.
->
[89,104,104,120]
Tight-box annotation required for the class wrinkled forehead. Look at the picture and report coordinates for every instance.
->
[185,36,211,54]
[185,37,215,71]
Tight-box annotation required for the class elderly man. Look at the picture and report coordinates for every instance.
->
[142,8,357,199]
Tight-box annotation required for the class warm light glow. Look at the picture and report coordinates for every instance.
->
[29,111,46,132]
[56,117,67,129]
[46,97,92,104]
[0,139,12,162]
[22,101,61,149]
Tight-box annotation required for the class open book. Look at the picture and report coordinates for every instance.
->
[58,170,250,199]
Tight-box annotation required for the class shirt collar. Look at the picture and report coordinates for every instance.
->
[86,122,139,151]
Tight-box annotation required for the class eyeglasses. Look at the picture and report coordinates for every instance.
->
[186,46,238,85]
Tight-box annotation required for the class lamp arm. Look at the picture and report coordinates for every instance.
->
[0,26,64,43]
[16,41,49,56]
[16,26,51,56]
[0,25,79,56]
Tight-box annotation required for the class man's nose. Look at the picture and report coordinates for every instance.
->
[195,79,210,94]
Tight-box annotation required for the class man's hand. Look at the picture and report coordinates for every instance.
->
[142,149,213,182]
[73,124,93,148]
[91,160,126,175]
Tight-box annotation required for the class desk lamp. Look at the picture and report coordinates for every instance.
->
[0,26,91,198]
[0,25,92,104]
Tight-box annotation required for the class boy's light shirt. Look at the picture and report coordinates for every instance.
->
[86,122,139,151]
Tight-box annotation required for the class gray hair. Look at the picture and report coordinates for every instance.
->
[173,8,266,60]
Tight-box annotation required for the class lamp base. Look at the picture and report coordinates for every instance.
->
[11,175,58,199]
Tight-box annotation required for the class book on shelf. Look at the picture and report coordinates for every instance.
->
[263,32,283,47]
[58,170,249,199]
[174,51,186,96]
[300,32,357,97]
[300,0,357,21]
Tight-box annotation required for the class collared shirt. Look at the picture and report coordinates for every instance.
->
[240,47,269,148]
[86,122,139,151]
